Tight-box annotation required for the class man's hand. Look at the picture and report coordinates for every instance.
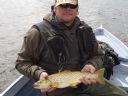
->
[39,72,56,93]
[80,64,96,85]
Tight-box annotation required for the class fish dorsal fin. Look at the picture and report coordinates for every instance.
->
[59,70,72,74]
[62,70,71,72]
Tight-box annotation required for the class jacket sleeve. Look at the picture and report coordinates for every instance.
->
[82,26,104,70]
[15,27,46,80]
[85,41,104,70]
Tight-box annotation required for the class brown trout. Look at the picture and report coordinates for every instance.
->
[33,68,105,89]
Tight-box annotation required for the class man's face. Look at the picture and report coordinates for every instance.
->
[54,4,78,24]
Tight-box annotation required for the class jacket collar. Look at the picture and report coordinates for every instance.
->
[43,12,81,31]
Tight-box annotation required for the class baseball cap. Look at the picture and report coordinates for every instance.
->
[55,0,78,7]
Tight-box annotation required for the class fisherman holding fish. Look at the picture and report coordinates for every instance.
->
[16,0,128,96]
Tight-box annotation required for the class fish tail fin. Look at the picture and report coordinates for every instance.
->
[96,68,105,84]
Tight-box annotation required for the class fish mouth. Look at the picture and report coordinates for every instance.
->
[33,83,39,88]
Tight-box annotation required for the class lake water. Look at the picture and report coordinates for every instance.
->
[0,0,128,93]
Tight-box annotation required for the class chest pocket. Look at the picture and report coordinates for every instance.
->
[33,21,69,71]
[47,35,69,71]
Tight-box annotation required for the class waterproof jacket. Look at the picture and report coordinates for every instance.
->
[16,13,104,81]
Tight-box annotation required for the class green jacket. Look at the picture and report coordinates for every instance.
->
[15,13,104,81]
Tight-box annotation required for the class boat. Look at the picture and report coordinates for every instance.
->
[1,26,128,96]
[94,26,128,92]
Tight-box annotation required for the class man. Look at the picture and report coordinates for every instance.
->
[16,0,128,96]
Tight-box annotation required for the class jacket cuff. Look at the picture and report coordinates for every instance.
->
[84,61,99,70]
[33,69,45,81]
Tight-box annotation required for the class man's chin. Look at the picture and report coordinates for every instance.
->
[62,20,74,25]
[63,18,74,23]
[63,20,71,23]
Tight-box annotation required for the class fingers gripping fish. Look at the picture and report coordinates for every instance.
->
[33,68,105,89]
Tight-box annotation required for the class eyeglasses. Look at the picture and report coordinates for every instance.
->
[59,4,78,9]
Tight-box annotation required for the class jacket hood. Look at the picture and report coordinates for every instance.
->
[43,13,81,30]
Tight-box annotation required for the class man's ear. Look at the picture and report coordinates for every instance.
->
[77,8,79,15]
[51,5,54,12]
[51,5,56,12]
[53,5,56,12]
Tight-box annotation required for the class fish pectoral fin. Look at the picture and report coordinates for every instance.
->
[50,82,59,88]
[70,83,78,88]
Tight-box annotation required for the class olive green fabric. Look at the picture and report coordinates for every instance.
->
[15,12,128,96]
[47,79,128,96]
[16,13,104,80]
[85,79,128,96]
